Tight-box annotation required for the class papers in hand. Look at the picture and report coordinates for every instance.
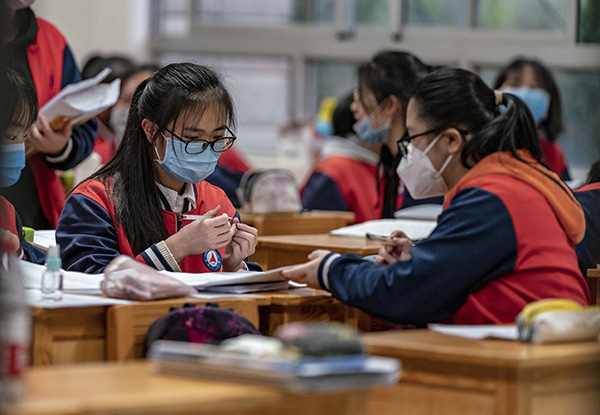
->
[40,67,120,130]
[149,340,401,392]
[330,218,437,242]
[163,266,293,294]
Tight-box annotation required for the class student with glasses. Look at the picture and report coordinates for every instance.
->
[56,63,260,274]
[283,68,589,325]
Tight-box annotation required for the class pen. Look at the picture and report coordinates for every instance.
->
[365,233,394,244]
[181,214,234,222]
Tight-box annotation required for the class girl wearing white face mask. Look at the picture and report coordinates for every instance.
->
[282,67,590,325]
[494,57,570,180]
[56,63,260,274]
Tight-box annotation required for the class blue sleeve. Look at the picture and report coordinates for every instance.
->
[205,166,244,208]
[301,172,348,212]
[324,187,518,325]
[56,193,121,274]
[45,44,96,171]
[400,191,443,209]
[15,211,46,265]
[575,190,600,274]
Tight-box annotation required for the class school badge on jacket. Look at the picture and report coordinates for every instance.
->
[203,250,222,271]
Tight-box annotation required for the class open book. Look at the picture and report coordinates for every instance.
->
[40,67,120,130]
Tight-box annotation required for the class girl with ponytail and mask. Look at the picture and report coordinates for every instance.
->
[282,67,589,325]
[56,63,260,274]
[0,68,45,263]
[351,51,443,217]
[494,57,571,180]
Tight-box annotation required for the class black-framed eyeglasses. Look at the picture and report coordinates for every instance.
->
[396,129,437,157]
[163,126,236,155]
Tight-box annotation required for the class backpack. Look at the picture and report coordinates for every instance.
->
[237,168,302,214]
[144,303,260,354]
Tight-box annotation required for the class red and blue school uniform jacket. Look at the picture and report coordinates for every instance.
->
[0,9,96,229]
[0,196,45,264]
[317,151,589,326]
[206,147,251,208]
[574,182,600,302]
[56,178,260,274]
[301,137,402,224]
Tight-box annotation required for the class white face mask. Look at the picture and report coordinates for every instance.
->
[396,133,453,199]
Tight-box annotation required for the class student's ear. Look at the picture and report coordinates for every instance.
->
[141,119,157,143]
[444,128,465,155]
[388,95,404,116]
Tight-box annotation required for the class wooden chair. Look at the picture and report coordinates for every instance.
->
[586,268,600,305]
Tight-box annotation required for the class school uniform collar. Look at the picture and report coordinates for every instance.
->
[155,182,197,213]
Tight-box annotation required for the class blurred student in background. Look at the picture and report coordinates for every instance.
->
[0,0,97,229]
[81,54,135,164]
[283,68,589,325]
[495,57,571,180]
[352,51,442,218]
[56,63,260,274]
[301,93,382,224]
[0,68,46,263]
[574,159,600,301]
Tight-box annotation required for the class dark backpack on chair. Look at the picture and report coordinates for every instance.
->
[144,303,260,355]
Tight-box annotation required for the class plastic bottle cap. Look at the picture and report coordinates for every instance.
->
[45,245,61,271]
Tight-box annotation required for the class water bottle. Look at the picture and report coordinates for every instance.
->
[0,253,31,404]
[41,245,63,302]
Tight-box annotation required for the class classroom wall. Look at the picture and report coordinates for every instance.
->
[32,0,150,67]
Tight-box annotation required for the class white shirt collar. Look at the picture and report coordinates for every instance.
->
[155,182,197,213]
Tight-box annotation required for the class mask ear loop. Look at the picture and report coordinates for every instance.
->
[155,132,169,163]
[423,131,454,178]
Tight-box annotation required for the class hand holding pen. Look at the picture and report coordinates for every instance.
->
[222,217,259,272]
[373,230,413,265]
[165,205,234,262]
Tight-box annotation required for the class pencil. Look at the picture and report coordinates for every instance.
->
[365,233,394,244]
[181,214,234,222]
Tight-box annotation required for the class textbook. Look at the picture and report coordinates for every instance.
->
[40,67,120,130]
[330,218,437,242]
[149,340,401,392]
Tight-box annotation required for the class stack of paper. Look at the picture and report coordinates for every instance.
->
[149,340,401,392]
[19,259,103,294]
[40,67,120,130]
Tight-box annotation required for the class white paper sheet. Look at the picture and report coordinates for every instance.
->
[40,67,120,126]
[25,289,132,308]
[19,260,103,294]
[428,324,518,340]
[329,219,437,241]
[162,266,292,289]
[394,204,442,221]
[32,229,56,250]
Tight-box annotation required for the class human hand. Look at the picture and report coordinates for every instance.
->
[222,218,258,272]
[165,205,233,262]
[374,230,413,264]
[281,249,331,289]
[28,114,73,155]
[0,228,20,254]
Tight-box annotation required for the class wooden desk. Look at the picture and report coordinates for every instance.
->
[256,288,359,336]
[31,297,261,366]
[5,361,369,415]
[586,268,599,305]
[253,234,382,270]
[240,210,355,236]
[365,330,600,415]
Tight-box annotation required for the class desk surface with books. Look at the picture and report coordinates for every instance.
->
[4,361,370,415]
[240,210,356,236]
[365,329,600,415]
[253,234,383,270]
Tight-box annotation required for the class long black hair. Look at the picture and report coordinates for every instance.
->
[411,67,544,169]
[357,50,430,107]
[79,62,235,256]
[493,57,563,142]
[0,68,38,136]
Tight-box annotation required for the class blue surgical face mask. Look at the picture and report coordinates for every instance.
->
[353,116,390,144]
[500,86,550,125]
[0,142,26,188]
[155,134,220,183]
